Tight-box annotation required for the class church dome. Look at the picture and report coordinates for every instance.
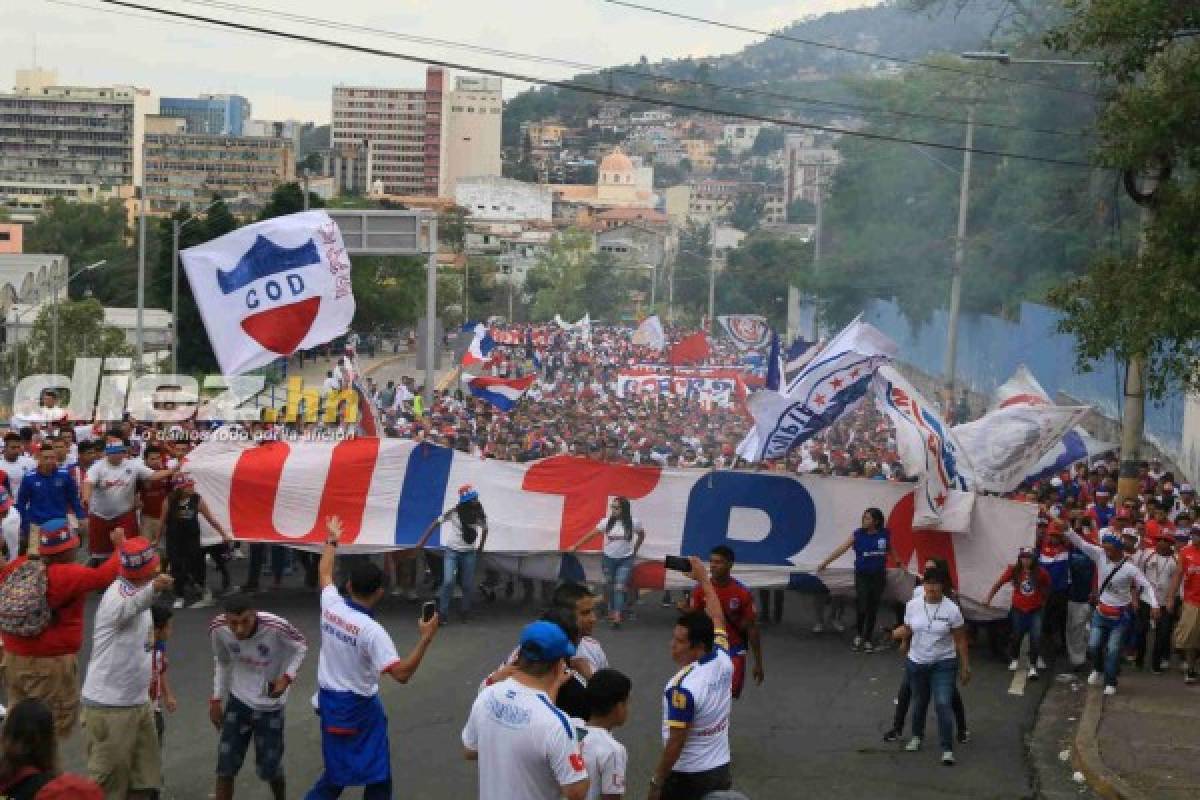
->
[599,148,634,174]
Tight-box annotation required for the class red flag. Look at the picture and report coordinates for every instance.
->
[668,331,710,365]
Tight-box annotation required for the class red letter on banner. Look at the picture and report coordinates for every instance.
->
[522,456,661,550]
[229,438,380,544]
[886,492,959,586]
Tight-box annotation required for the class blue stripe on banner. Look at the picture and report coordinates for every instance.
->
[393,443,453,546]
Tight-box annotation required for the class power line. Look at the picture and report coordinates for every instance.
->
[601,0,1099,99]
[174,0,1090,139]
[92,0,1095,167]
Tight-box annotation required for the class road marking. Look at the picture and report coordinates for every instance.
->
[1009,668,1027,696]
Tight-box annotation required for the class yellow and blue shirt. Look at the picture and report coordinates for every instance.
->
[661,628,733,773]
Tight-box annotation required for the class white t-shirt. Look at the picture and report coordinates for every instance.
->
[575,636,608,676]
[581,724,627,800]
[903,595,965,665]
[662,629,734,773]
[86,458,154,519]
[462,677,589,800]
[443,508,484,553]
[211,611,308,712]
[316,585,399,697]
[0,454,35,492]
[602,516,643,560]
[81,578,158,707]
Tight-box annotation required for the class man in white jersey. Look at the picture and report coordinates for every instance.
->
[82,435,175,563]
[209,594,308,800]
[307,516,438,800]
[650,556,734,800]
[0,432,35,493]
[462,620,590,800]
[580,669,631,800]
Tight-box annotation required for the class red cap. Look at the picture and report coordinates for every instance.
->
[119,536,160,581]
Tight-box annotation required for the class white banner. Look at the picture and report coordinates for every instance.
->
[632,315,665,351]
[614,373,739,406]
[186,436,1034,614]
[182,210,355,376]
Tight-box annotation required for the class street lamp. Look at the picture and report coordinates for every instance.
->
[171,197,226,374]
[52,259,108,375]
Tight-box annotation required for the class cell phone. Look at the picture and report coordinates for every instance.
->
[664,555,692,573]
[421,601,437,623]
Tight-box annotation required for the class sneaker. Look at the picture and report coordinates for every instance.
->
[812,623,825,634]
[1036,657,1048,670]
[1028,667,1039,681]
[832,620,846,633]
[882,729,901,742]
[0,703,6,720]
[862,641,875,653]
[171,598,184,610]
[192,591,215,609]
[1008,659,1019,672]
[904,737,922,752]
[853,635,864,650]
[1087,671,1103,686]
[660,594,673,608]
[957,730,970,744]
[1185,670,1198,685]
[941,751,955,766]
[1103,685,1117,696]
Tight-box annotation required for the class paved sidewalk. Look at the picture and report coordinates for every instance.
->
[1074,668,1200,799]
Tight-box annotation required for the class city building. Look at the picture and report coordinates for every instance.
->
[686,178,745,223]
[594,207,669,231]
[318,143,370,196]
[142,130,295,215]
[5,303,171,352]
[455,176,553,223]
[0,223,21,254]
[784,132,840,205]
[243,118,303,144]
[159,93,251,136]
[551,148,656,215]
[723,123,767,156]
[596,224,675,284]
[520,121,569,149]
[331,67,447,197]
[0,253,67,309]
[442,76,502,196]
[0,69,154,221]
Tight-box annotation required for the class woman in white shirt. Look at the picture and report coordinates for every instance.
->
[570,498,645,628]
[892,567,972,766]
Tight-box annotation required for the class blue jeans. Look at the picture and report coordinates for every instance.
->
[439,549,478,619]
[1088,609,1130,687]
[602,555,635,617]
[907,657,958,751]
[1010,607,1044,663]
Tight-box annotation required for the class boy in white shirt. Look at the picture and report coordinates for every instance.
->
[209,595,308,800]
[80,533,174,799]
[463,621,590,800]
[581,669,631,800]
[308,516,439,800]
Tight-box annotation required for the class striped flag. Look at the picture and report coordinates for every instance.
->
[461,323,495,368]
[466,375,535,412]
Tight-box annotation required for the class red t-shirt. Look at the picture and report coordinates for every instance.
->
[0,553,120,657]
[140,476,169,519]
[999,565,1051,613]
[690,578,756,653]
[1179,544,1200,607]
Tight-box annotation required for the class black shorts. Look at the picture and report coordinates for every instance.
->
[662,763,732,800]
[215,695,285,782]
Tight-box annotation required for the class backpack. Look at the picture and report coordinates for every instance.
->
[0,558,53,637]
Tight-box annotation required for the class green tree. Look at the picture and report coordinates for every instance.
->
[23,198,138,304]
[525,230,631,321]
[752,127,785,155]
[787,197,817,224]
[1045,1,1200,399]
[258,183,325,221]
[718,233,812,330]
[16,298,131,375]
[670,223,713,320]
[730,193,765,232]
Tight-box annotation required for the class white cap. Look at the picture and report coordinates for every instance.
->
[1050,476,1063,487]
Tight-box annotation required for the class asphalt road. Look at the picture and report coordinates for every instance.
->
[59,561,1048,800]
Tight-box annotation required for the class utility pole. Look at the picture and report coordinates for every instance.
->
[136,164,147,376]
[423,214,438,409]
[171,219,181,374]
[708,223,718,332]
[302,169,310,211]
[811,172,824,342]
[942,103,975,409]
[51,261,62,375]
[667,261,675,326]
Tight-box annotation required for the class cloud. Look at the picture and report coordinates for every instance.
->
[6,0,879,122]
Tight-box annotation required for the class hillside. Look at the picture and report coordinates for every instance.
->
[503,0,1002,144]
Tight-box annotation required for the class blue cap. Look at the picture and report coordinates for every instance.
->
[518,620,576,663]
[1101,533,1123,550]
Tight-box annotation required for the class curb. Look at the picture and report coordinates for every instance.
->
[1071,687,1145,800]
[364,355,408,378]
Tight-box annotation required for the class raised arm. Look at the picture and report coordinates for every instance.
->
[816,536,855,572]
[1064,529,1103,564]
[318,515,342,590]
[385,613,439,684]
[687,556,727,632]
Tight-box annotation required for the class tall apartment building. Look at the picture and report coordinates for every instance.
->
[0,68,154,220]
[441,75,501,196]
[159,93,251,136]
[331,68,500,198]
[142,128,294,216]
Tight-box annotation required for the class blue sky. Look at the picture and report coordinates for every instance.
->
[7,0,878,122]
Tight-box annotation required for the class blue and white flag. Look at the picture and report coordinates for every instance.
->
[873,365,975,529]
[737,316,897,462]
[765,333,783,392]
[785,335,820,374]
[717,315,772,350]
[953,403,1089,493]
[466,374,535,412]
